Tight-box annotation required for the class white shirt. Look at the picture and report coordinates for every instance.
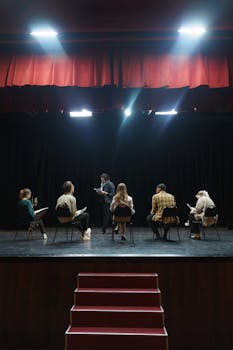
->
[56,193,77,220]
[110,195,135,214]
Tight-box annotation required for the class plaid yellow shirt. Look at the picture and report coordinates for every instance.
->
[151,191,178,223]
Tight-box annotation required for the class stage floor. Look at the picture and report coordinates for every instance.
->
[0,226,233,258]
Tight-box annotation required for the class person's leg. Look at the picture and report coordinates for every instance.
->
[102,203,111,233]
[120,222,126,240]
[73,213,90,234]
[189,213,201,239]
[146,215,161,239]
[163,224,170,240]
[37,219,47,239]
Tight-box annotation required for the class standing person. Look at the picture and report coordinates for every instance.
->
[17,188,48,239]
[56,181,91,240]
[110,183,135,240]
[94,173,115,234]
[186,190,217,240]
[146,183,178,241]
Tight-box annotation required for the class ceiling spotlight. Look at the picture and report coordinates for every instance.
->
[30,30,58,37]
[178,26,206,36]
[69,109,93,117]
[155,109,178,115]
[124,108,132,117]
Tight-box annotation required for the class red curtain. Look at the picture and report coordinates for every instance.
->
[0,49,231,88]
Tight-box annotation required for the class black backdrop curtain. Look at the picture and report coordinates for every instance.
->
[0,112,232,229]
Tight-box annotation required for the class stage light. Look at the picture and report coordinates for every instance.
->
[69,109,93,117]
[178,26,206,36]
[124,108,132,117]
[30,30,58,37]
[155,109,178,115]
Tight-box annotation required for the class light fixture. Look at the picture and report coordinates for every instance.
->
[124,108,132,117]
[69,109,93,118]
[30,30,58,37]
[178,26,206,36]
[155,109,178,115]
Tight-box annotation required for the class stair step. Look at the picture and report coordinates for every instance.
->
[78,273,159,289]
[74,288,161,306]
[66,326,168,350]
[71,305,164,328]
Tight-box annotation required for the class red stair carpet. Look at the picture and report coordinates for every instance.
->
[65,272,168,350]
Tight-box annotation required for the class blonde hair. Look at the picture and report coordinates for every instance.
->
[114,183,128,203]
[19,188,31,199]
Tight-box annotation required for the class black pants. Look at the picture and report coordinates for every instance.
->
[146,214,170,239]
[30,219,46,234]
[188,213,200,234]
[102,202,111,232]
[73,213,90,233]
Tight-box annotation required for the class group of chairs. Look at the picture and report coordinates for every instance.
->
[15,204,220,242]
[111,205,220,242]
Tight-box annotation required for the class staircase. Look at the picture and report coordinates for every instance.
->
[65,272,169,350]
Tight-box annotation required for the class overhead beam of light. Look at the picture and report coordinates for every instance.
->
[69,109,93,117]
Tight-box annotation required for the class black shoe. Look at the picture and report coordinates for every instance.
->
[102,228,106,234]
[121,236,126,241]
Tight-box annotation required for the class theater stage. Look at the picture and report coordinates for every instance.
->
[0,226,232,258]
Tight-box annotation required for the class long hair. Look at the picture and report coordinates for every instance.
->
[19,188,31,200]
[114,183,128,204]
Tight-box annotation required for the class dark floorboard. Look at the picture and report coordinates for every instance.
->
[0,226,232,258]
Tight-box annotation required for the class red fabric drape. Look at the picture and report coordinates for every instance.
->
[0,49,231,88]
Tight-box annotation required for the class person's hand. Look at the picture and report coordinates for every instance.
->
[96,189,107,195]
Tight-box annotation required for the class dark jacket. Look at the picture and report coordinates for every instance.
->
[102,181,115,204]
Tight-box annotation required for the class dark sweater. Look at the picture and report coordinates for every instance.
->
[18,199,35,222]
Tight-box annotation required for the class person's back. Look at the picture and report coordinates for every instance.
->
[152,191,176,222]
[18,199,34,225]
[17,188,47,239]
[56,193,77,223]
[147,183,178,240]
[196,194,215,214]
[194,190,217,227]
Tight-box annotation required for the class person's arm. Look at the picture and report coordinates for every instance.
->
[27,200,35,218]
[195,197,204,214]
[150,195,157,215]
[105,182,115,201]
[70,196,78,217]
[129,196,135,214]
[110,197,116,212]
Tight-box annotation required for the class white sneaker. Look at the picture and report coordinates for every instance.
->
[184,221,190,227]
[83,228,91,240]
[43,233,48,240]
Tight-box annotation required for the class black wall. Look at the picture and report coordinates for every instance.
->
[0,112,232,228]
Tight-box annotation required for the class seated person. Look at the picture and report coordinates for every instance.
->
[186,190,217,240]
[146,183,178,241]
[110,183,135,240]
[55,181,91,240]
[18,188,48,239]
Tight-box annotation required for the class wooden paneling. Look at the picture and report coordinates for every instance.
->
[0,258,233,350]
